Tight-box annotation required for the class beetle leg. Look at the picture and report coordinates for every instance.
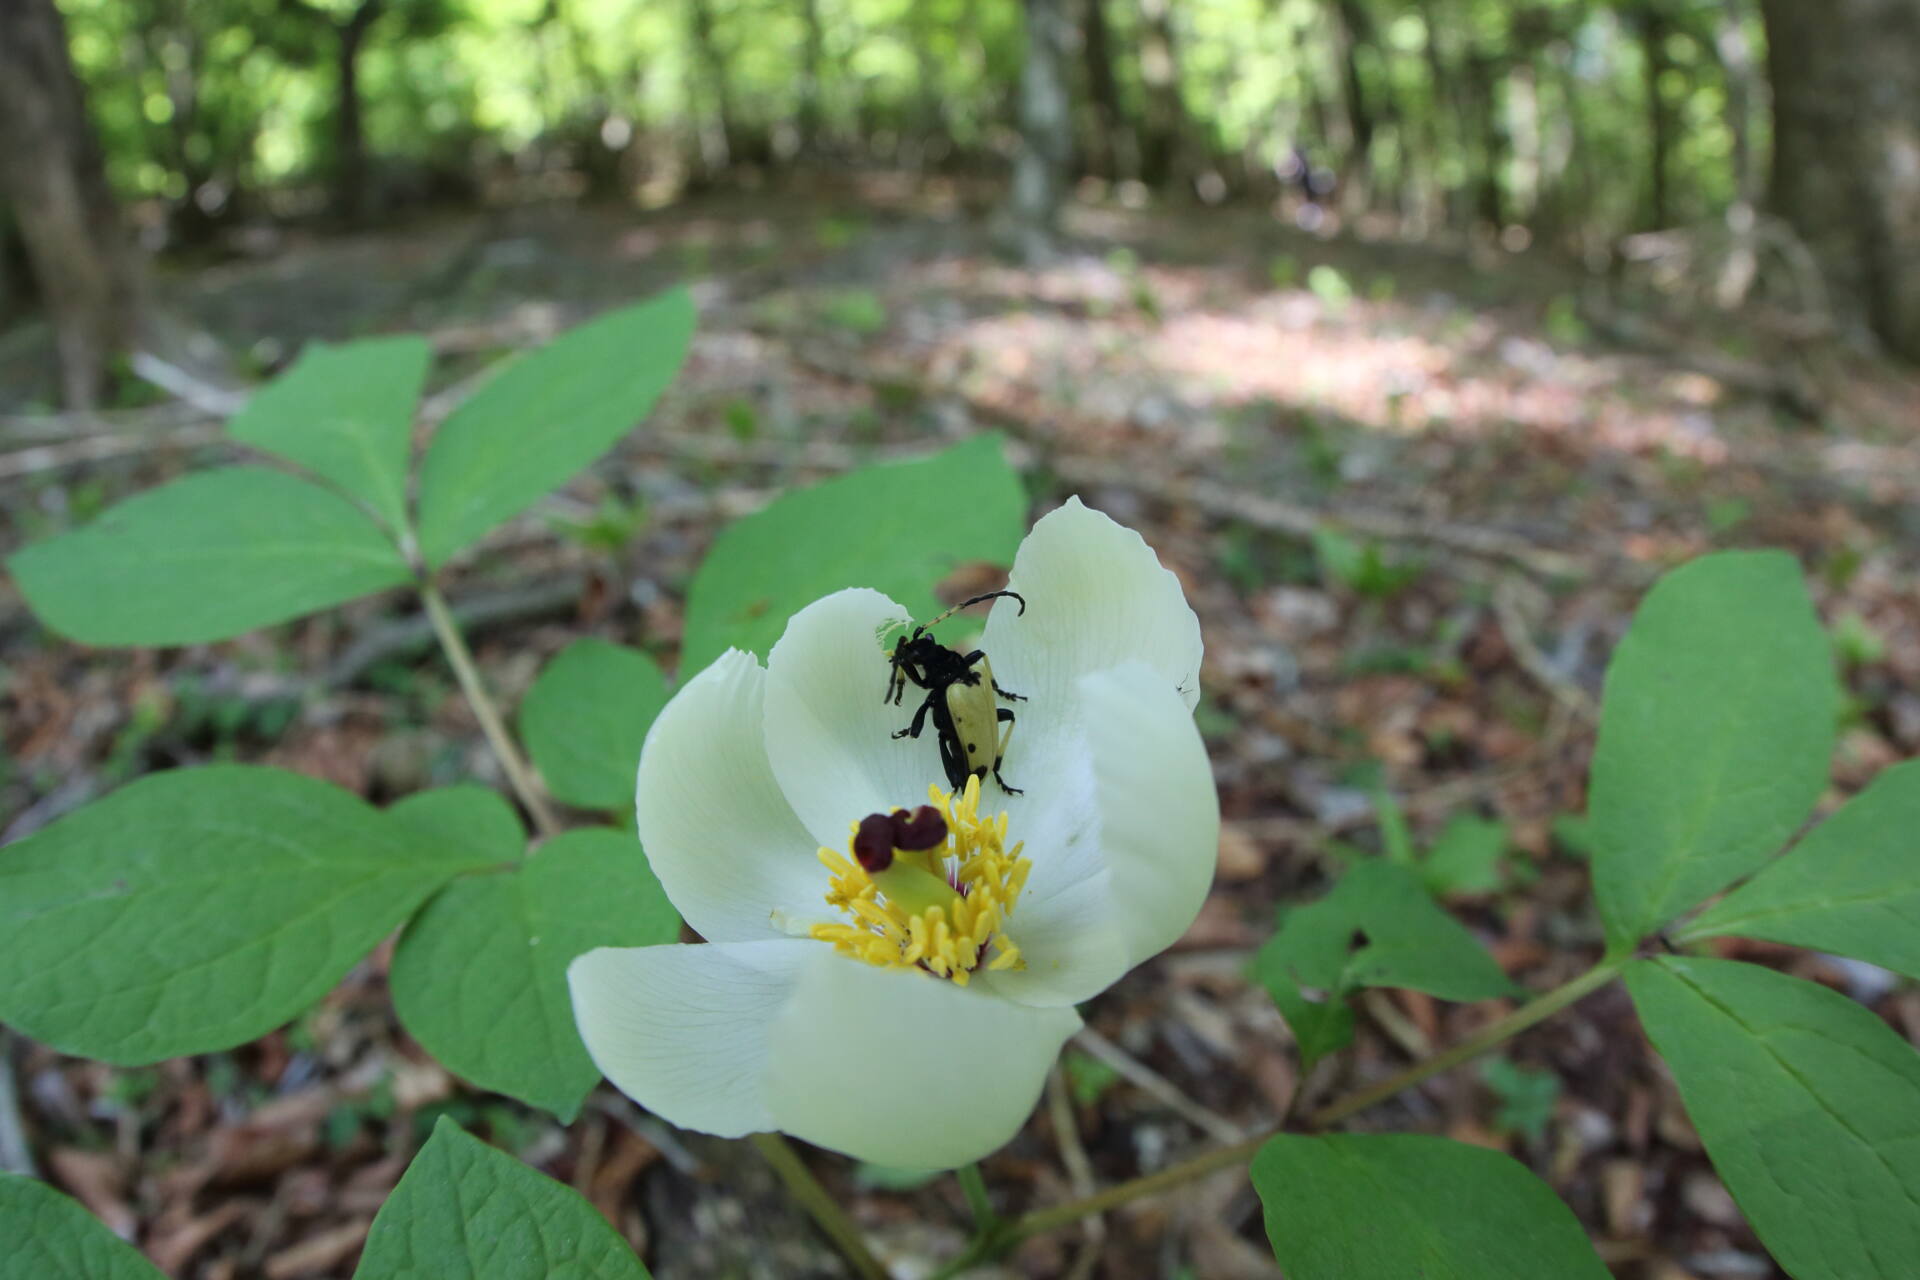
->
[992,679,1026,702]
[937,723,972,791]
[991,711,1021,794]
[893,693,935,740]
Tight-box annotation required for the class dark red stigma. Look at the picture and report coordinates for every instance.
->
[890,805,948,851]
[853,814,897,872]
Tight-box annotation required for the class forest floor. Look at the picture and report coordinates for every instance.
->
[3,176,1919,1279]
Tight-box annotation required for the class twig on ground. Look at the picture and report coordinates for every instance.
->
[587,1095,705,1177]
[128,351,249,416]
[0,423,225,481]
[0,1032,38,1178]
[1491,574,1598,721]
[1360,990,1433,1060]
[1045,1065,1105,1280]
[1070,1027,1246,1146]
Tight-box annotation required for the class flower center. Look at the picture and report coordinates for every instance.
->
[810,776,1031,985]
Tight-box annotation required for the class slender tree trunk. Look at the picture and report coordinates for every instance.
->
[1715,0,1761,207]
[1463,50,1505,227]
[1759,0,1920,360]
[333,0,383,224]
[798,0,825,152]
[1135,0,1186,184]
[1638,4,1672,228]
[1415,0,1462,226]
[999,0,1074,260]
[0,0,144,408]
[1328,0,1377,203]
[686,0,739,172]
[1081,0,1126,178]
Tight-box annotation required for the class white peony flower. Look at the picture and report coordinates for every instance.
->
[568,498,1218,1170]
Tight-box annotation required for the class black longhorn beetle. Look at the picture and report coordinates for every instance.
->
[886,590,1027,794]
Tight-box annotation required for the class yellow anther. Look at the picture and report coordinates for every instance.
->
[808,777,1030,983]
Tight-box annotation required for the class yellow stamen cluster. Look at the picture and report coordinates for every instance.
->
[811,776,1031,985]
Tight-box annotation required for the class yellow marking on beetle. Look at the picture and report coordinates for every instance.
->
[810,776,1029,985]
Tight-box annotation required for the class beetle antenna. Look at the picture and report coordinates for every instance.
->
[920,590,1026,629]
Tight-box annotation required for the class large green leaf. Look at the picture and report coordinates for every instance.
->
[0,1174,165,1279]
[1251,1134,1610,1279]
[1681,760,1920,979]
[678,434,1026,674]
[391,827,680,1120]
[1589,551,1836,948]
[415,290,695,567]
[355,1117,650,1279]
[520,639,670,810]
[1250,860,1511,1069]
[0,767,491,1062]
[226,334,431,531]
[389,784,525,862]
[7,467,412,646]
[1628,956,1920,1280]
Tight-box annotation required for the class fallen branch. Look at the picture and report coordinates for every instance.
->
[1044,1065,1105,1280]
[1070,1026,1246,1146]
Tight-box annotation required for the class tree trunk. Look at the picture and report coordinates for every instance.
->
[999,0,1075,261]
[1135,0,1186,185]
[333,0,382,224]
[1329,0,1377,202]
[798,0,825,153]
[1463,49,1505,228]
[1638,5,1672,228]
[1715,0,1761,208]
[1081,0,1126,178]
[1415,0,1466,226]
[0,0,143,408]
[1759,0,1920,360]
[687,0,742,172]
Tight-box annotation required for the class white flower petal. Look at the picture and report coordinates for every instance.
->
[635,650,827,942]
[1080,662,1220,965]
[984,497,1203,722]
[765,948,1081,1169]
[568,939,813,1138]
[764,588,938,847]
[978,873,1129,1007]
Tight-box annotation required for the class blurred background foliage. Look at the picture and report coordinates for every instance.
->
[61,0,1754,250]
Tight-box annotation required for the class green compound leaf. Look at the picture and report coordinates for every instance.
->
[0,1174,166,1279]
[1627,956,1920,1280]
[415,290,695,568]
[679,434,1026,674]
[1250,860,1511,1069]
[521,639,670,810]
[226,334,431,532]
[7,467,412,647]
[355,1117,650,1279]
[1589,551,1836,948]
[1680,760,1920,980]
[1251,1134,1610,1279]
[389,785,525,863]
[0,766,492,1063]
[391,828,680,1121]
[1420,814,1511,897]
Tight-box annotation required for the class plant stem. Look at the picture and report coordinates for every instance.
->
[749,1133,887,1280]
[1307,957,1626,1128]
[985,958,1627,1258]
[1004,1131,1270,1245]
[420,580,561,838]
[956,1163,997,1230]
